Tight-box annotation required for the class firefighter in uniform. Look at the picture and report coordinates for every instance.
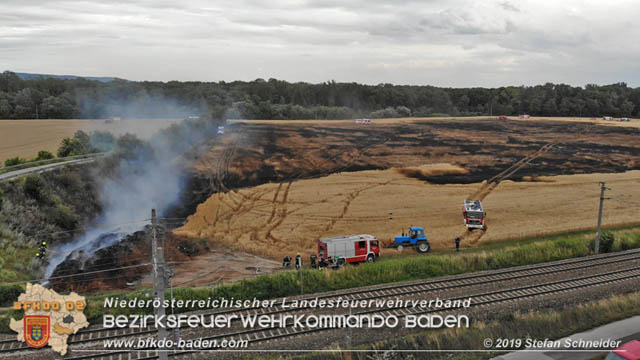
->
[455,237,461,252]
[295,253,302,269]
[282,256,291,268]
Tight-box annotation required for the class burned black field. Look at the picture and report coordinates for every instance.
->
[189,118,640,191]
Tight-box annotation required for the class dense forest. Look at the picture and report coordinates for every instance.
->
[1,71,639,120]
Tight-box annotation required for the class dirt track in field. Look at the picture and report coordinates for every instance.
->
[176,118,640,259]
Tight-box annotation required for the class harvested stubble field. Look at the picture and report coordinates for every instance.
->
[176,118,640,259]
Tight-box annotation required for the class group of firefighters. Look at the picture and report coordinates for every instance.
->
[282,254,301,269]
[282,253,345,269]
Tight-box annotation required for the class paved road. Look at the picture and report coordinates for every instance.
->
[493,316,640,360]
[0,158,96,182]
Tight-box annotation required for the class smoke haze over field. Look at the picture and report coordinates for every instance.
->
[44,112,218,279]
[77,94,204,119]
[1,0,639,87]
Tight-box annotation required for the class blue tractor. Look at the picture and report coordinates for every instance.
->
[391,226,430,253]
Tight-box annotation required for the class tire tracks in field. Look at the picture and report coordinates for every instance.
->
[237,181,293,248]
[266,183,283,224]
[263,182,292,243]
[241,132,391,244]
[212,138,238,195]
[322,180,393,234]
[462,142,556,245]
[195,129,391,250]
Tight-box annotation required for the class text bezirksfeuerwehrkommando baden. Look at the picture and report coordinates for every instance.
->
[103,296,472,330]
[103,313,470,329]
[103,296,472,310]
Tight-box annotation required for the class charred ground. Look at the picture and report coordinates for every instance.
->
[182,118,640,212]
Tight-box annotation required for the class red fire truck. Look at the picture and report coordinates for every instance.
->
[463,200,487,230]
[317,234,380,266]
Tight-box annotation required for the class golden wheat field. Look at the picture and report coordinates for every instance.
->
[175,166,640,260]
[0,118,181,163]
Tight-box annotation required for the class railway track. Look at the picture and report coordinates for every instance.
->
[65,263,640,359]
[2,249,639,358]
[174,266,640,357]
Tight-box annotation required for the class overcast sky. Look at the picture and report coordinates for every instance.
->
[1,0,639,87]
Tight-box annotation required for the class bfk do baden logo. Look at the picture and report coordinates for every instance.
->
[10,283,89,356]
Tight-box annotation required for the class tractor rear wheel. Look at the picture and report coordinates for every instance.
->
[416,241,430,253]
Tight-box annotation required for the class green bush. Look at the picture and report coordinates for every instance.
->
[57,138,84,157]
[57,130,92,157]
[34,150,55,161]
[115,133,149,159]
[4,157,26,167]
[0,314,10,334]
[0,284,24,307]
[23,174,49,203]
[0,309,24,334]
[47,204,78,230]
[617,232,640,251]
[90,131,116,153]
[58,171,83,190]
[593,232,615,253]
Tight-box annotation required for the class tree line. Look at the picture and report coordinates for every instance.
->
[1,71,639,120]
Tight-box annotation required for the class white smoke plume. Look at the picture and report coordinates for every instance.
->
[44,111,222,280]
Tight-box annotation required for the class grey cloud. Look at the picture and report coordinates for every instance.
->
[499,1,520,12]
[0,0,639,87]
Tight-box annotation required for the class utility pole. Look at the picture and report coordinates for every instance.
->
[168,267,179,352]
[151,209,168,360]
[594,182,610,254]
